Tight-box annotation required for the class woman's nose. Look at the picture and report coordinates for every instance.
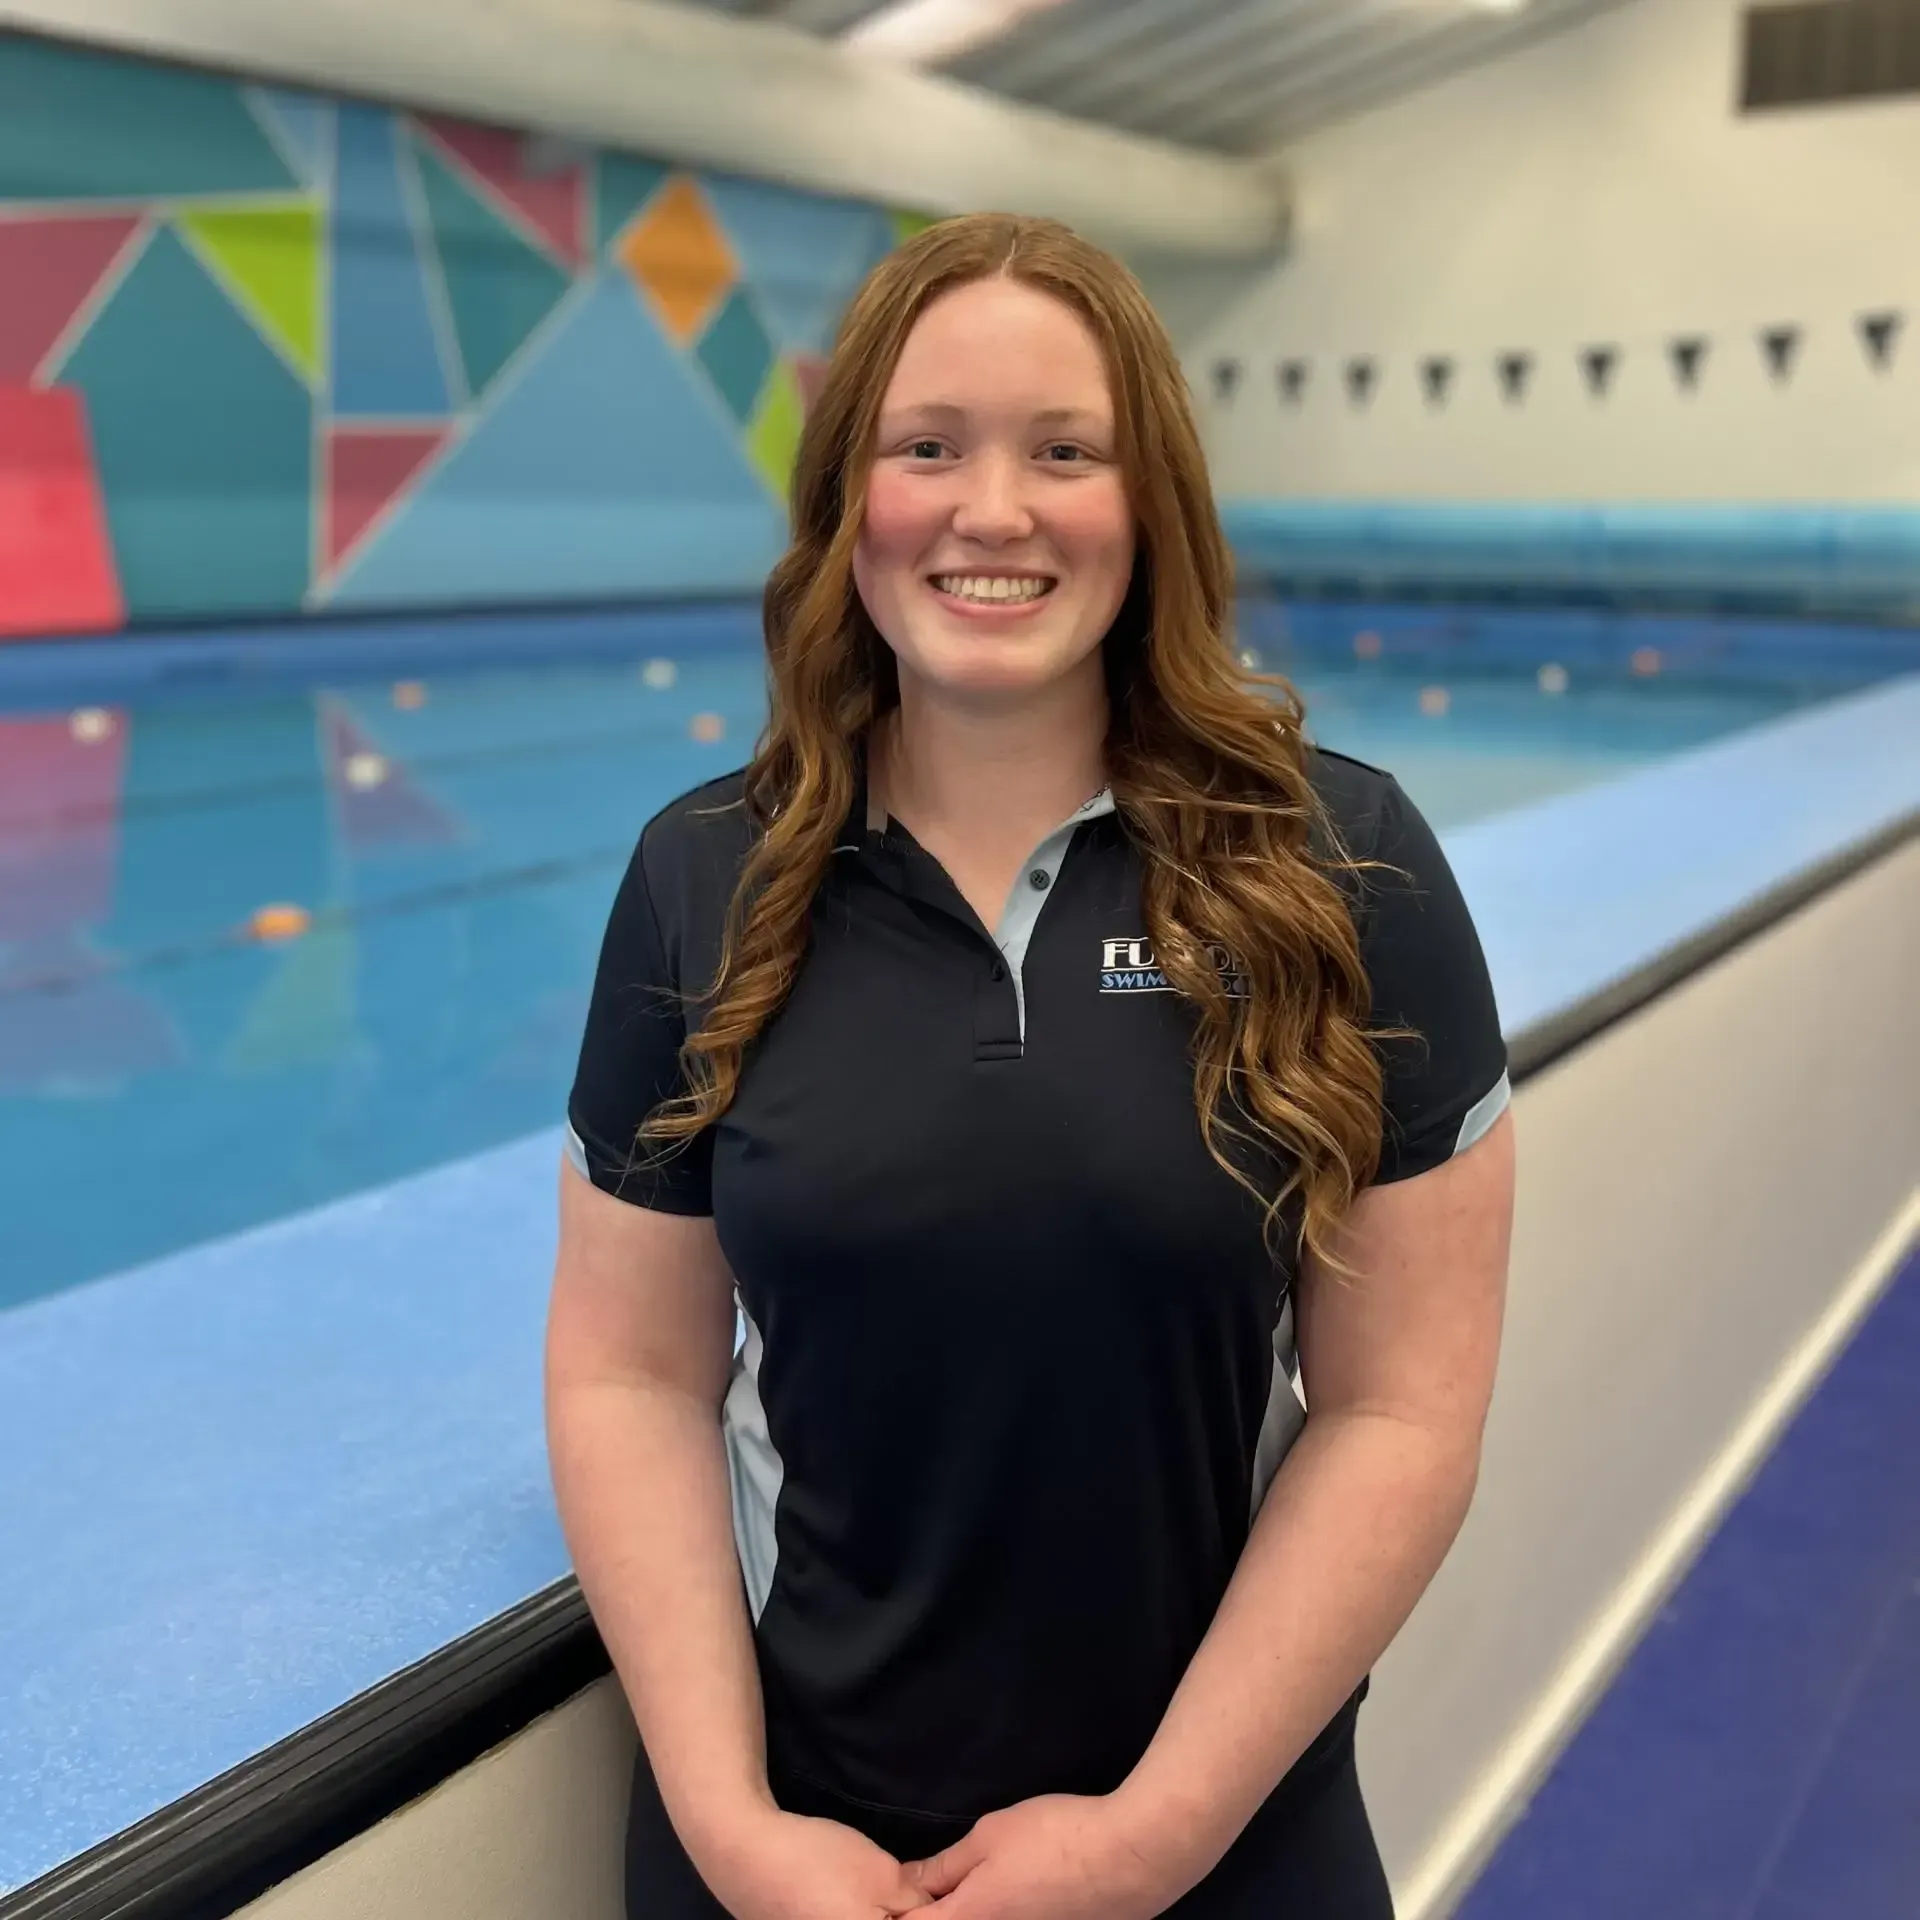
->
[950,453,1034,542]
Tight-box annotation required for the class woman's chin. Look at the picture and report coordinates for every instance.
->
[921,657,1062,705]
[900,628,1093,703]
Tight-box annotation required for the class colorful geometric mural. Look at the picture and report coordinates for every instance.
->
[0,32,924,638]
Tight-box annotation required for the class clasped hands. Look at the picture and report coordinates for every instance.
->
[897,1790,1195,1920]
[712,1787,1201,1920]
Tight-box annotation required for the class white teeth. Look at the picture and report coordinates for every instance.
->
[934,575,1053,604]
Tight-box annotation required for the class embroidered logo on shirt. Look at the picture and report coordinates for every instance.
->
[1100,937,1248,998]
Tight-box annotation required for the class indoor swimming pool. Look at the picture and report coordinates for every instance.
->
[0,600,1902,1307]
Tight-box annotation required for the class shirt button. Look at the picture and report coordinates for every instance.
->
[990,962,1006,981]
[1028,869,1051,891]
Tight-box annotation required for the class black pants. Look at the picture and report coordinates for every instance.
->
[625,1712,1394,1919]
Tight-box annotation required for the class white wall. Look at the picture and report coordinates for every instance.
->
[239,1681,635,1920]
[1369,833,1920,1916]
[0,0,1287,261]
[1193,0,1920,503]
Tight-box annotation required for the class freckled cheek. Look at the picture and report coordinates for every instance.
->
[1049,481,1136,581]
[860,470,946,573]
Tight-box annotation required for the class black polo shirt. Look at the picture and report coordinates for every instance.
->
[566,747,1507,1829]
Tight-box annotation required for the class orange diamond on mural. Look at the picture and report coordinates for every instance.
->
[617,176,736,344]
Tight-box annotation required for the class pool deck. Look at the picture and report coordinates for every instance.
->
[1,671,1917,1895]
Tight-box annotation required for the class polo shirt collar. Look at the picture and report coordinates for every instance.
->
[832,742,1115,855]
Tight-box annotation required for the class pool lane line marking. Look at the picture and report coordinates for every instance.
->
[0,845,636,1000]
[0,713,729,836]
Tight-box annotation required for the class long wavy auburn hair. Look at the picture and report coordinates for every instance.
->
[640,211,1386,1265]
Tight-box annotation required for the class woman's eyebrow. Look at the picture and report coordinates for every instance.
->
[881,403,1108,429]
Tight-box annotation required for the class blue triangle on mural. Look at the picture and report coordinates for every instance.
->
[59,226,312,621]
[0,37,299,200]
[700,175,892,356]
[325,271,786,606]
[330,105,453,416]
[412,131,573,401]
[245,86,334,187]
[596,153,672,254]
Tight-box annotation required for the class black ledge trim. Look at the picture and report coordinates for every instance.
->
[1508,807,1918,1085]
[5,811,1915,1920]
[0,1581,609,1920]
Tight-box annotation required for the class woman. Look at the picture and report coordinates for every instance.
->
[548,212,1513,1920]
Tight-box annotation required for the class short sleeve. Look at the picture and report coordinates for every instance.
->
[1358,779,1509,1185]
[565,833,714,1214]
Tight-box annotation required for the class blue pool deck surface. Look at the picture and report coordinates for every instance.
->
[0,604,1915,1896]
[1458,1243,1920,1920]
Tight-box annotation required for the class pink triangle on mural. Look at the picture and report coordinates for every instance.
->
[0,215,144,383]
[325,425,449,573]
[414,115,586,268]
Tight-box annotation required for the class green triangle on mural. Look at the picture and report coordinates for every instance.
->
[747,357,806,507]
[177,200,322,383]
[892,209,937,245]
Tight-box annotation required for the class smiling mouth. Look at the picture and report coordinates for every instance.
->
[929,574,1058,605]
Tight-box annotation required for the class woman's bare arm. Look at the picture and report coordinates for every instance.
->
[546,1161,932,1920]
[1113,1111,1516,1890]
[545,1162,771,1851]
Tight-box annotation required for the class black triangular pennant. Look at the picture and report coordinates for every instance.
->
[1345,357,1378,407]
[1211,357,1243,403]
[1580,345,1619,399]
[1497,352,1533,405]
[1669,336,1708,392]
[1277,359,1309,405]
[1420,356,1454,407]
[1760,325,1801,384]
[1858,310,1903,371]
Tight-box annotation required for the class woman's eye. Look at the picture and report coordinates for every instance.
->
[907,439,945,460]
[1042,443,1086,463]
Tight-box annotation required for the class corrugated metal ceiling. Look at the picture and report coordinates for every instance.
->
[690,0,1635,155]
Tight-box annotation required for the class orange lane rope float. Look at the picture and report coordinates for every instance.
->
[248,904,312,944]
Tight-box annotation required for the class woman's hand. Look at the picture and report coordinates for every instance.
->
[903,1793,1194,1920]
[700,1805,933,1920]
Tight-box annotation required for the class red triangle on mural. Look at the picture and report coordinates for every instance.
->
[0,385,124,640]
[415,115,586,268]
[0,215,144,383]
[324,425,448,574]
[318,700,462,850]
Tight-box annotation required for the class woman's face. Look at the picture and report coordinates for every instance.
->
[853,277,1136,709]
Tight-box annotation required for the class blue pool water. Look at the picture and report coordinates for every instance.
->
[0,602,1904,1308]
